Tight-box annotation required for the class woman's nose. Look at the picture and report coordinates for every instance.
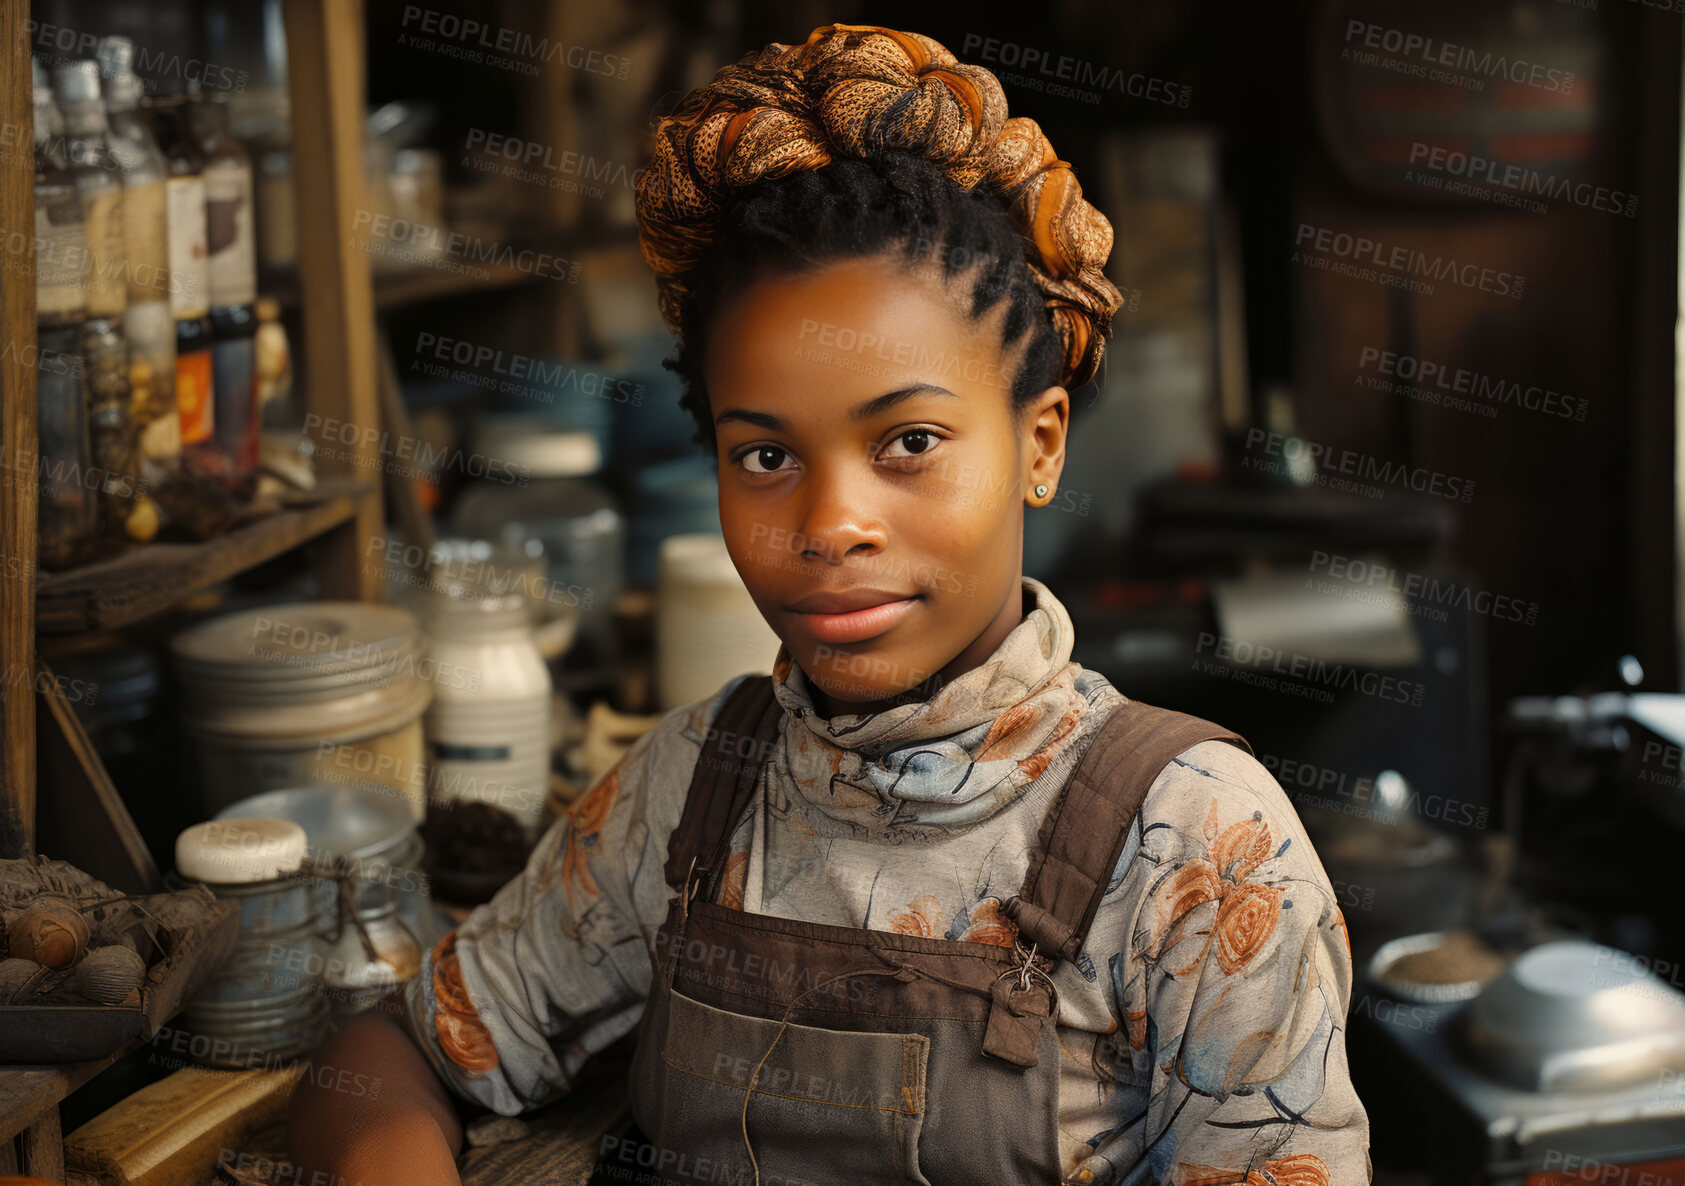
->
[796,473,887,564]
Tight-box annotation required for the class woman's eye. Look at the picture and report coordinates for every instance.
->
[740,445,795,474]
[879,430,938,461]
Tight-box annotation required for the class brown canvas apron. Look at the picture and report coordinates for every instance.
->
[626,676,1250,1186]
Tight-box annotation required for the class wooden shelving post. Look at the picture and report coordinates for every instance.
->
[1,2,39,861]
[285,0,385,603]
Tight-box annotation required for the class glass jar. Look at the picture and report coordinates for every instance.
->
[449,422,622,670]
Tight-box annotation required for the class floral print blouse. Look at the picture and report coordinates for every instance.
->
[402,578,1371,1184]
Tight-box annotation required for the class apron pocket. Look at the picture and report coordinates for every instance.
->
[652,987,931,1186]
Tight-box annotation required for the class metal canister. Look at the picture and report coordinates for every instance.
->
[216,785,430,1024]
[171,601,433,822]
[174,818,329,1066]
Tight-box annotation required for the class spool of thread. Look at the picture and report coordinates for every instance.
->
[176,817,307,884]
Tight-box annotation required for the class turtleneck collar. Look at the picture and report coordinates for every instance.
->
[764,577,1092,832]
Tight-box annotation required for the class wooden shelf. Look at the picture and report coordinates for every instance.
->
[35,478,377,635]
[0,1038,142,1147]
[270,225,636,311]
[271,258,538,310]
[369,258,549,308]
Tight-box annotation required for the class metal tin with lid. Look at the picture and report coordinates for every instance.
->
[174,816,328,1065]
[172,602,433,819]
[215,785,430,1021]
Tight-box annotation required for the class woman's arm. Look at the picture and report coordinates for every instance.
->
[289,993,465,1186]
[1081,741,1372,1184]
[287,684,736,1179]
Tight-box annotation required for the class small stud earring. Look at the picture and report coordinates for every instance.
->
[1034,484,1049,499]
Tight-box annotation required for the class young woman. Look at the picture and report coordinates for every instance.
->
[291,24,1369,1186]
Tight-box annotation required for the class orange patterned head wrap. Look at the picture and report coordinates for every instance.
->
[635,23,1125,390]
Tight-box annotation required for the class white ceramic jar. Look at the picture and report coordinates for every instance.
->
[422,568,552,835]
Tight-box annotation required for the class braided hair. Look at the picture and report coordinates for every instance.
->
[636,24,1124,454]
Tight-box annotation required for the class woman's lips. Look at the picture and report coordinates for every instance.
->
[790,596,920,644]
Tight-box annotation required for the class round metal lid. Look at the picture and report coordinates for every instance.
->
[172,602,422,689]
[1458,939,1685,1092]
[470,418,599,478]
[214,784,417,867]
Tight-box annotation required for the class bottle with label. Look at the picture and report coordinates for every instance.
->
[421,549,554,842]
[142,87,218,474]
[52,60,137,546]
[98,35,180,484]
[33,61,97,570]
[193,90,259,478]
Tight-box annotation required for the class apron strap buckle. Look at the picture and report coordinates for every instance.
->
[982,975,1054,1067]
[981,934,1058,1068]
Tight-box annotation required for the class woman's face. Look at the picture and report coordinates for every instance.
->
[704,252,1069,716]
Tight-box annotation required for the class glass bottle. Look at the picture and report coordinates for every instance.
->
[98,35,180,485]
[142,87,218,475]
[193,90,259,478]
[53,60,137,545]
[33,61,97,570]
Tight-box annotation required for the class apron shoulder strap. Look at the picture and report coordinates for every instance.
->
[661,673,782,895]
[1002,698,1252,966]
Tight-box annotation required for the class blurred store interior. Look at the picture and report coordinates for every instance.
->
[4,0,1683,1181]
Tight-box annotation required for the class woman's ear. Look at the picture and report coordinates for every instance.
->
[1024,385,1070,507]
